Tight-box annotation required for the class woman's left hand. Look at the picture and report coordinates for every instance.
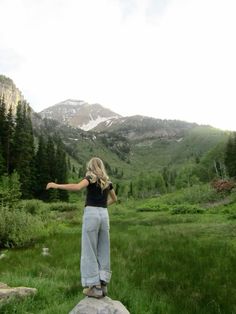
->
[46,182,58,190]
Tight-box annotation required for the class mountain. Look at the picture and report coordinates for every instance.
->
[39,99,121,131]
[94,115,198,141]
[0,75,24,114]
[0,74,229,182]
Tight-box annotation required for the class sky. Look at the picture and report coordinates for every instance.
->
[0,0,236,131]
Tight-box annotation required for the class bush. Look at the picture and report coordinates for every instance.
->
[211,179,235,194]
[228,213,236,220]
[48,202,80,212]
[170,204,206,215]
[160,184,221,205]
[136,199,170,212]
[0,207,47,248]
[20,199,51,222]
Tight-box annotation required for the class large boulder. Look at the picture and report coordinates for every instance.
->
[69,296,130,314]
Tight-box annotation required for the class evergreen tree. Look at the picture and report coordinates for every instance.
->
[128,181,133,197]
[54,135,68,201]
[0,146,5,176]
[225,132,236,178]
[12,101,36,198]
[0,171,21,208]
[6,106,15,174]
[35,135,48,200]
[0,96,7,173]
[46,136,58,201]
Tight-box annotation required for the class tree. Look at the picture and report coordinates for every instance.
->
[12,101,36,198]
[0,96,7,173]
[5,106,15,174]
[225,132,236,178]
[0,147,5,176]
[54,135,68,201]
[46,136,58,201]
[0,171,21,208]
[35,135,48,200]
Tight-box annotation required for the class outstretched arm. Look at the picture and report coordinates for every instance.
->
[46,179,89,191]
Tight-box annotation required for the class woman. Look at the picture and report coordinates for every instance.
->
[46,157,117,298]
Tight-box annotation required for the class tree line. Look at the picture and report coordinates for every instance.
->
[0,97,68,201]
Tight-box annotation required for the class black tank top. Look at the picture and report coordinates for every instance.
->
[84,175,113,208]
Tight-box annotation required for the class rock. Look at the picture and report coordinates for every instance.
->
[69,296,130,314]
[0,282,37,301]
[42,247,50,256]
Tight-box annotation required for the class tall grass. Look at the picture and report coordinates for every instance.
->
[0,198,236,313]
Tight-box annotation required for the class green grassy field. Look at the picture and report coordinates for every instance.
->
[0,198,236,314]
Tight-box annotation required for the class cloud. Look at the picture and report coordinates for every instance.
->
[0,0,236,130]
[0,48,23,72]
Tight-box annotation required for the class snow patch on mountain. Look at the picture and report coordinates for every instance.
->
[80,116,117,131]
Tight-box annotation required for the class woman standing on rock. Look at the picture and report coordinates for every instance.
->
[46,157,117,298]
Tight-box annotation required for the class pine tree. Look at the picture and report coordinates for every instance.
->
[0,146,5,176]
[46,136,58,201]
[0,96,7,173]
[12,101,36,198]
[6,106,15,174]
[225,132,236,178]
[35,135,49,200]
[54,135,68,201]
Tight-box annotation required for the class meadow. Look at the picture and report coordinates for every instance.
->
[0,185,236,314]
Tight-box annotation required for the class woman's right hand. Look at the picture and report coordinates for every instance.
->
[46,182,58,190]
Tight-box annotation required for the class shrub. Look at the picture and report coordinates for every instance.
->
[20,199,51,222]
[20,199,47,214]
[136,199,170,212]
[228,213,236,220]
[211,179,235,194]
[0,207,47,248]
[48,202,80,212]
[170,204,206,215]
[160,184,221,205]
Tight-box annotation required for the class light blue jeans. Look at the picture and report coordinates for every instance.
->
[81,206,112,287]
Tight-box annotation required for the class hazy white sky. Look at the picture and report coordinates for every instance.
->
[0,0,236,131]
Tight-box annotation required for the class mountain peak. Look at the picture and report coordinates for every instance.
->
[39,99,121,131]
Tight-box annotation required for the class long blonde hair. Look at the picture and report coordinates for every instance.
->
[86,157,109,190]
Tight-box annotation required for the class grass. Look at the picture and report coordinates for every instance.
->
[0,198,236,313]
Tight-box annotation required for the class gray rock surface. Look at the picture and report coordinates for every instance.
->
[69,296,130,314]
[0,282,37,301]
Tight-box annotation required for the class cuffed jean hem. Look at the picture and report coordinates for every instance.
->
[100,270,112,283]
[82,270,112,287]
[81,274,101,287]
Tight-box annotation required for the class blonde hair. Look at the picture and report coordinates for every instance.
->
[86,157,109,190]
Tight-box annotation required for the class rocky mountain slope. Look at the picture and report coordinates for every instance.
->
[0,75,24,114]
[94,115,198,141]
[39,99,121,131]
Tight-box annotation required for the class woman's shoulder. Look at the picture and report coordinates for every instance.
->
[84,172,97,184]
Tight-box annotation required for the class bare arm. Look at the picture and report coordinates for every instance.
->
[46,179,89,191]
[107,189,117,206]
